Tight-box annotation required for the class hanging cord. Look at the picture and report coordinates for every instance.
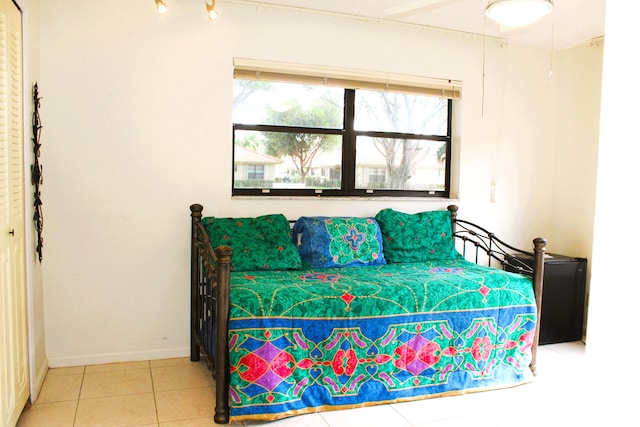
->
[549,4,555,77]
[491,42,509,204]
[482,14,487,117]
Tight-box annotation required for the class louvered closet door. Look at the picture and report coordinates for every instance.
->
[0,0,28,426]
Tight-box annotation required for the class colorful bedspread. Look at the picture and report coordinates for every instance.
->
[227,258,536,421]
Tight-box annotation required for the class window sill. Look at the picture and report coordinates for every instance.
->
[231,195,458,203]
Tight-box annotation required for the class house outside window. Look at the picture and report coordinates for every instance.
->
[233,145,280,188]
[232,59,460,197]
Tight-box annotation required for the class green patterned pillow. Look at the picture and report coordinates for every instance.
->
[201,214,302,271]
[374,208,459,262]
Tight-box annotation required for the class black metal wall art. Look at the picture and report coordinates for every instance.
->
[31,83,43,262]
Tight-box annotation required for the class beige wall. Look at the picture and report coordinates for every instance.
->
[38,0,599,366]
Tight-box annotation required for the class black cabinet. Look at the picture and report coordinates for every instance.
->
[505,253,587,345]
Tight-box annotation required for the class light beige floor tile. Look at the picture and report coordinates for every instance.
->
[151,362,214,392]
[159,417,242,426]
[244,412,329,426]
[464,384,533,413]
[155,386,215,423]
[80,368,153,399]
[158,419,212,427]
[392,394,474,425]
[46,366,85,376]
[318,404,411,427]
[414,414,498,427]
[74,392,157,427]
[150,357,192,368]
[36,373,83,404]
[543,341,586,356]
[85,360,150,373]
[15,345,591,427]
[16,401,77,427]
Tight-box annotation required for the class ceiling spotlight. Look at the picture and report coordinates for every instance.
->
[155,0,168,15]
[206,0,219,20]
[485,0,553,28]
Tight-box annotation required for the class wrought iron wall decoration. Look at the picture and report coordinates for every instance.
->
[31,83,43,262]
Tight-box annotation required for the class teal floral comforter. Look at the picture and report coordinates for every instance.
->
[226,258,536,421]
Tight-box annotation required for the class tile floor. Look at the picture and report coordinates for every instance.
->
[17,341,593,427]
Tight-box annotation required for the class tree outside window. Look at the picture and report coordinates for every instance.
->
[232,78,451,197]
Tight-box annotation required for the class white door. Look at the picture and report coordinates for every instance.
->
[0,0,28,425]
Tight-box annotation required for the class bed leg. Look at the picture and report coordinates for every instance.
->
[529,237,547,376]
[190,204,204,362]
[214,245,232,424]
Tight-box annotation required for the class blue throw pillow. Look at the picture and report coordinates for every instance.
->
[292,216,387,268]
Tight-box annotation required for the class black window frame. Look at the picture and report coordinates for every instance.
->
[232,88,452,198]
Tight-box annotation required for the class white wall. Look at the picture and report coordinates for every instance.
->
[16,0,47,400]
[549,42,604,339]
[583,2,640,423]
[550,43,602,260]
[40,0,571,366]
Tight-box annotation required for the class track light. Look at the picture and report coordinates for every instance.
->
[154,0,219,20]
[206,0,219,20]
[155,0,167,15]
[485,0,553,28]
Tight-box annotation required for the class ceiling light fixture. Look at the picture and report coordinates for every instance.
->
[485,0,553,28]
[155,0,168,15]
[206,0,219,20]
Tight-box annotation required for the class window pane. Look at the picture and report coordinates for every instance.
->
[355,136,446,191]
[233,80,344,128]
[234,130,342,190]
[354,90,448,136]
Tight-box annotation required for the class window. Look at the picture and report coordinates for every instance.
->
[232,59,460,197]
[368,168,386,185]
[247,165,264,180]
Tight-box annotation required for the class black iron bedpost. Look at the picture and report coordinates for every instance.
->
[214,245,232,425]
[447,205,458,235]
[190,204,204,362]
[529,237,547,376]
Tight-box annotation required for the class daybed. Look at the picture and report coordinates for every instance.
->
[189,204,546,424]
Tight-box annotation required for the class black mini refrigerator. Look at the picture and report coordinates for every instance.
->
[505,253,587,345]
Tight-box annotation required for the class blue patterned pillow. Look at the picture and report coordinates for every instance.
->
[292,217,387,268]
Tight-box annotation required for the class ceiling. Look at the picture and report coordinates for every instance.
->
[229,0,606,50]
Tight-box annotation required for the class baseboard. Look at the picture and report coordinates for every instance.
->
[47,347,190,368]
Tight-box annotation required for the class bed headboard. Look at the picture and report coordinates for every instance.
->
[447,204,546,276]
